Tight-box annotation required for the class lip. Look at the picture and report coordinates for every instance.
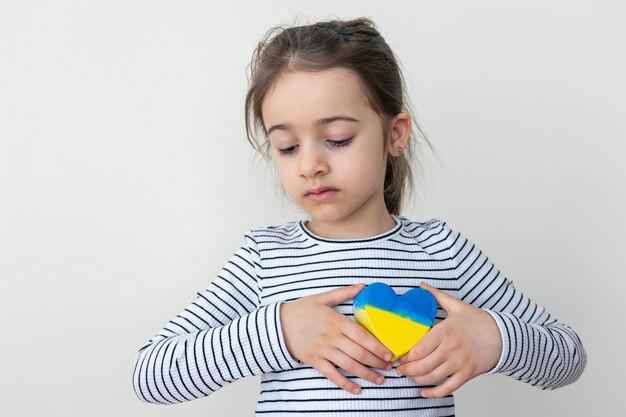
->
[305,186,339,202]
[305,186,339,196]
[306,189,338,202]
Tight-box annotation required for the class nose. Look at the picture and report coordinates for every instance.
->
[298,143,330,178]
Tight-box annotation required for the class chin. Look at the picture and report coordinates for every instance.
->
[304,208,354,224]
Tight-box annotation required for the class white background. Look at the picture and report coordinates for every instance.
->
[1,1,624,416]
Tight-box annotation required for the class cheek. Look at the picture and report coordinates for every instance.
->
[272,155,293,174]
[339,158,385,194]
[344,146,386,180]
[276,166,293,188]
[275,163,301,195]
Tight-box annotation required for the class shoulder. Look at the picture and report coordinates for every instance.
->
[242,220,303,249]
[395,215,457,252]
[396,215,449,237]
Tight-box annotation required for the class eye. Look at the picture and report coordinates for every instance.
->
[276,138,353,156]
[278,145,297,156]
[329,138,353,148]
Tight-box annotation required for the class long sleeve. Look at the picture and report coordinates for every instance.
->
[441,221,586,389]
[132,232,298,404]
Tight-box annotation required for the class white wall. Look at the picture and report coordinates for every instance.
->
[1,1,624,416]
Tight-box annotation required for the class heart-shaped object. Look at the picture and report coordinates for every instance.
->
[353,282,437,362]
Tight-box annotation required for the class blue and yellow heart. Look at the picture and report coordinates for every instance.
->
[353,282,437,362]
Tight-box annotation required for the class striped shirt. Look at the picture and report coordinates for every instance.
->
[132,214,586,416]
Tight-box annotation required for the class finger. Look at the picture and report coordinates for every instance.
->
[397,343,446,377]
[341,320,393,363]
[315,358,362,395]
[407,360,453,386]
[420,371,468,398]
[420,281,459,312]
[314,283,366,307]
[400,328,441,364]
[330,348,386,386]
[336,335,393,371]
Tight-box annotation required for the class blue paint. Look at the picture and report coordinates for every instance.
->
[353,282,437,327]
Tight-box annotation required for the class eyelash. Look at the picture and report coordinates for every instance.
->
[278,138,353,156]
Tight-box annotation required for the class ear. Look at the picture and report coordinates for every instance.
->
[387,112,411,157]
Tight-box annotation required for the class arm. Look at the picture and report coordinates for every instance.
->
[132,233,298,404]
[397,221,586,397]
[445,223,586,388]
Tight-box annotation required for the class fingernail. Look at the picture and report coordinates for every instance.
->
[384,353,393,361]
[376,376,384,384]
[352,386,361,395]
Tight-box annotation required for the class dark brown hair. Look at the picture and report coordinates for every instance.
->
[244,17,433,214]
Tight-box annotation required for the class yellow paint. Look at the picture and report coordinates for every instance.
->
[355,306,430,362]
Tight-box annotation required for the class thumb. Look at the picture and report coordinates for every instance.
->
[314,283,365,307]
[420,281,460,313]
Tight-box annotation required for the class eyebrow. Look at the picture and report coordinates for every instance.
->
[266,115,360,136]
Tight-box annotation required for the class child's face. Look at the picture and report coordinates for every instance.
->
[261,67,392,228]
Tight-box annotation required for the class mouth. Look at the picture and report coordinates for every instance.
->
[305,187,339,202]
[305,187,339,196]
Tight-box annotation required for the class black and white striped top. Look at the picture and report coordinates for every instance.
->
[132,214,586,416]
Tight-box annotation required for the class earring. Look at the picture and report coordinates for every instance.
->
[396,147,403,155]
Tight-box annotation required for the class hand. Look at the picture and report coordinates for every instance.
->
[280,283,394,395]
[396,281,502,398]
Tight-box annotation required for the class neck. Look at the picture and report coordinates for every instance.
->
[305,208,397,240]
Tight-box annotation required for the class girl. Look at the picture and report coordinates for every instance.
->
[132,17,586,416]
